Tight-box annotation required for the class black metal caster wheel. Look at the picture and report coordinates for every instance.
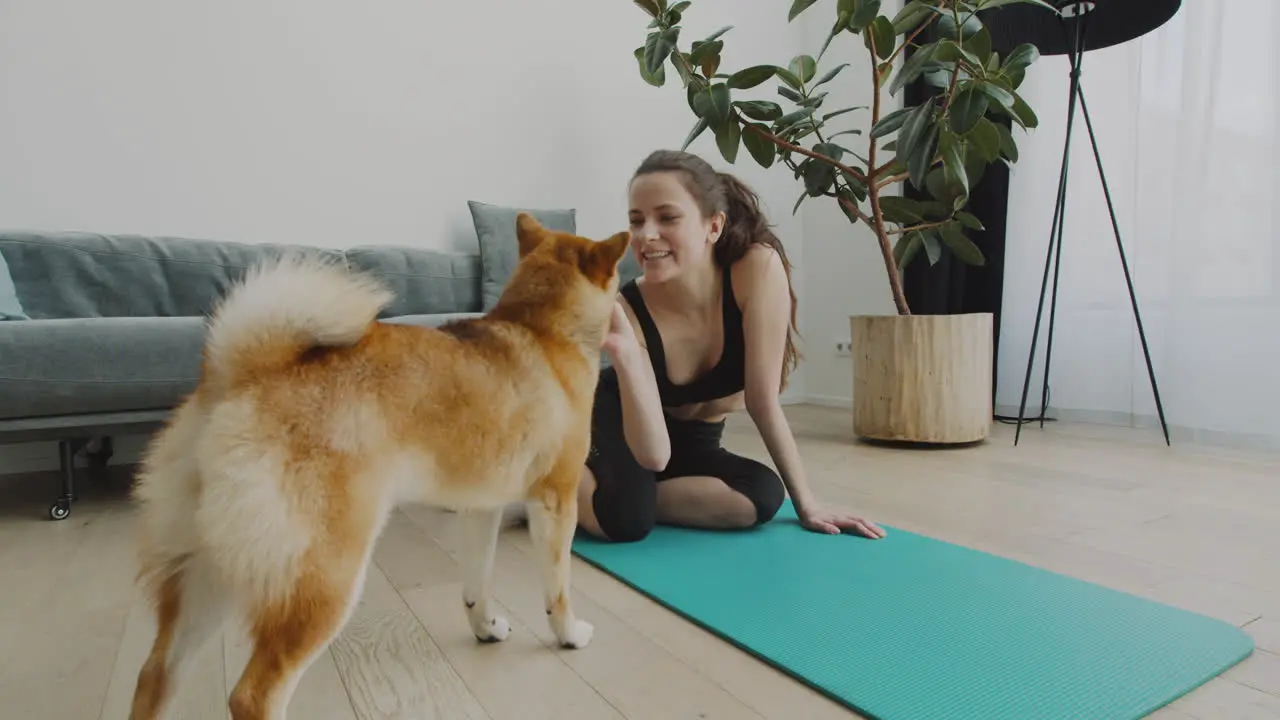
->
[49,500,71,521]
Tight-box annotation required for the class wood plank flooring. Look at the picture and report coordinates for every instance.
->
[0,405,1275,719]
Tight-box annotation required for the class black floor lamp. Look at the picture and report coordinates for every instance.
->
[981,0,1182,446]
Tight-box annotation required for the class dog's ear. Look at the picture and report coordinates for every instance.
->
[515,213,546,258]
[580,231,631,286]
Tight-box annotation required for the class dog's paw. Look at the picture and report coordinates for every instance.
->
[474,615,511,644]
[557,619,594,650]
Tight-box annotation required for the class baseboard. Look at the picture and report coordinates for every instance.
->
[804,394,851,409]
[994,403,1280,453]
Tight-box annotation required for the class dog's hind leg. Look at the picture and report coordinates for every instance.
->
[227,538,371,720]
[459,507,510,642]
[526,461,594,649]
[130,553,236,720]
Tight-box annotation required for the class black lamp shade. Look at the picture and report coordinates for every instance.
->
[979,0,1181,56]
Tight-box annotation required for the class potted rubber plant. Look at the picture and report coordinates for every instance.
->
[629,0,1049,443]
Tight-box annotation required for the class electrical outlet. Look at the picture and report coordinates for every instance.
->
[835,339,852,357]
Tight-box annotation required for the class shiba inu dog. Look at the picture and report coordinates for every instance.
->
[128,214,630,719]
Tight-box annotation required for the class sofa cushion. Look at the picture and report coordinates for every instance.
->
[0,231,343,319]
[343,247,481,318]
[0,248,27,320]
[0,317,206,420]
[468,200,578,311]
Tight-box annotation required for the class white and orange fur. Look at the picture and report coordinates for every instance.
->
[127,214,631,719]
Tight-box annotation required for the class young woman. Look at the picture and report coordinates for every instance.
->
[577,149,886,543]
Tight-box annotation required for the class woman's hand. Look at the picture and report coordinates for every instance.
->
[798,504,886,539]
[602,301,641,364]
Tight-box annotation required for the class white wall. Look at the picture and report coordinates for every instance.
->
[0,0,810,474]
[995,1,1280,451]
[792,3,904,408]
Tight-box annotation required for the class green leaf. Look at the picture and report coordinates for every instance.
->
[693,83,733,125]
[939,222,985,265]
[633,0,662,18]
[689,39,724,65]
[775,107,816,128]
[812,142,845,163]
[922,232,943,265]
[664,1,690,24]
[937,9,983,42]
[947,86,990,135]
[788,0,819,21]
[727,65,778,90]
[932,40,973,64]
[681,116,710,151]
[879,195,929,225]
[894,232,924,272]
[778,85,805,103]
[908,123,940,191]
[941,134,970,204]
[822,105,864,121]
[996,122,1019,162]
[802,158,837,196]
[819,10,851,61]
[870,106,912,138]
[792,191,808,215]
[743,125,776,168]
[714,120,741,163]
[976,81,1016,110]
[964,26,993,65]
[969,117,1002,162]
[735,100,784,121]
[888,43,937,96]
[955,210,985,231]
[892,0,935,35]
[644,27,680,76]
[895,99,939,189]
[789,54,818,84]
[798,91,829,108]
[829,128,863,139]
[634,47,666,87]
[1008,91,1038,129]
[704,25,734,43]
[849,0,882,32]
[812,62,850,88]
[1001,43,1040,77]
[865,16,896,60]
[836,187,862,224]
[774,66,804,90]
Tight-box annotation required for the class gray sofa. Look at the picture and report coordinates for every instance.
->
[0,202,637,521]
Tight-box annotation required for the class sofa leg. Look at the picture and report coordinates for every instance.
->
[85,436,114,481]
[49,439,84,521]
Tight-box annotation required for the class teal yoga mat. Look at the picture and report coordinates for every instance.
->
[572,501,1253,720]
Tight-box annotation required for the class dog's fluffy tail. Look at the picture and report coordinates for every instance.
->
[203,254,393,392]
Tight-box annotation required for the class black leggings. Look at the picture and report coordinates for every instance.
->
[584,365,786,543]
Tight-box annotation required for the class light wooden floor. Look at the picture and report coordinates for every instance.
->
[0,405,1276,719]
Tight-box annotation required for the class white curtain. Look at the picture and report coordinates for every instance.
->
[995,0,1280,450]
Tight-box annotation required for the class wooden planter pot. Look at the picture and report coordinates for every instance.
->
[850,312,993,444]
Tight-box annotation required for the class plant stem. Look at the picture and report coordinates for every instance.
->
[865,30,911,315]
[740,120,869,186]
[887,219,950,235]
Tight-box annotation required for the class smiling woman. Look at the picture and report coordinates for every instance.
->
[574,149,886,544]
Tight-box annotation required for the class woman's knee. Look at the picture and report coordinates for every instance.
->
[728,459,786,526]
[580,464,657,543]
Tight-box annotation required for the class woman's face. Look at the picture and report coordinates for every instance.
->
[627,171,723,284]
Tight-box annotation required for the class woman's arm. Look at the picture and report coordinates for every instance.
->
[606,300,671,471]
[736,247,818,512]
[737,246,885,538]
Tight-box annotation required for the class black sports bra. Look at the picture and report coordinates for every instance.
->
[619,264,746,407]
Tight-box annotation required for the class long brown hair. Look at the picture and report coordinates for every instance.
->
[631,149,802,390]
